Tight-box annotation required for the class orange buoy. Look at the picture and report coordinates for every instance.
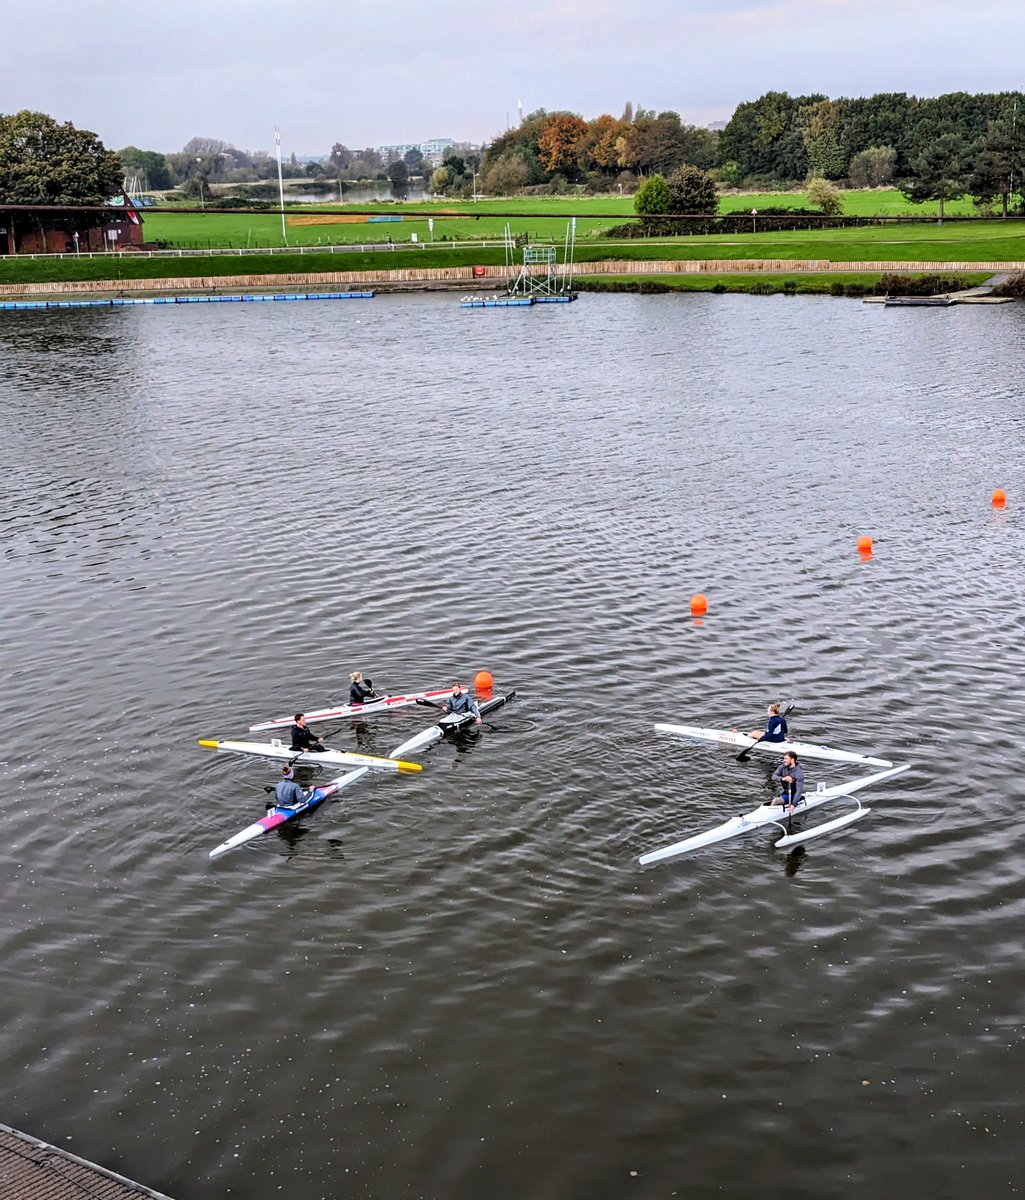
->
[690,593,708,616]
[993,488,1007,508]
[474,670,494,691]
[857,535,874,554]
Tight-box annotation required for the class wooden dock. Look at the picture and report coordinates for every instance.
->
[0,1123,177,1200]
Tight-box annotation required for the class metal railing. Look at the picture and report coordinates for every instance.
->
[5,238,544,262]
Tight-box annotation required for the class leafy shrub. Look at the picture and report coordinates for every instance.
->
[991,271,1025,297]
[876,272,971,296]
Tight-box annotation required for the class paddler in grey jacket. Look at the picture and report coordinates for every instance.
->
[266,766,313,813]
[443,683,482,726]
[770,752,806,812]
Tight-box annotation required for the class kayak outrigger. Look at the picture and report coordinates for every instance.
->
[638,764,910,867]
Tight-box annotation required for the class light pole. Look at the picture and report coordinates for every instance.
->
[471,167,478,201]
[196,158,205,211]
[275,126,288,245]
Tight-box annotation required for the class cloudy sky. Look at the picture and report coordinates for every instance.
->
[2,0,1022,156]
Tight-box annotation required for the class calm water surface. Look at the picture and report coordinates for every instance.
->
[2,294,1024,1200]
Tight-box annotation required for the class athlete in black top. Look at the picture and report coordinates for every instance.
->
[290,713,326,753]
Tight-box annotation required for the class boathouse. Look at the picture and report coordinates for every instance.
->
[0,192,145,255]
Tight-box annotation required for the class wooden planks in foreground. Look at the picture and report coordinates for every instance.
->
[0,1123,177,1200]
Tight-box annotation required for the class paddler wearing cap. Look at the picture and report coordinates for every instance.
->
[266,765,314,813]
[442,683,482,726]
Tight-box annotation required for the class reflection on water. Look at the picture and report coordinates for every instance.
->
[2,295,1025,1200]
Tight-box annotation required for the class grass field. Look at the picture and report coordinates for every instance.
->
[134,189,996,251]
[1,190,1021,288]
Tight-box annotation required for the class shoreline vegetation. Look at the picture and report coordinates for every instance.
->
[1,190,1022,299]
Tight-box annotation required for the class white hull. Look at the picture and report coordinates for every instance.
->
[198,739,422,773]
[248,687,455,731]
[638,764,910,866]
[654,723,893,768]
[209,768,370,859]
[208,693,516,859]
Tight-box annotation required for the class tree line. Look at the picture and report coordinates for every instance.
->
[4,90,1025,224]
[719,90,1025,215]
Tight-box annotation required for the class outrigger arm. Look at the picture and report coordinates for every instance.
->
[772,800,871,849]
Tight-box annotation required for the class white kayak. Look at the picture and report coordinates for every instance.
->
[209,767,370,859]
[654,723,893,768]
[248,687,456,731]
[197,738,423,773]
[638,763,910,867]
[208,693,517,859]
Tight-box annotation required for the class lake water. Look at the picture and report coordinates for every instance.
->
[2,293,1024,1200]
[289,185,431,204]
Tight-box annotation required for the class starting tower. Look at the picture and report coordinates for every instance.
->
[507,220,578,302]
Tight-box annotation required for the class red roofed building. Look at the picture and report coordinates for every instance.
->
[0,191,145,255]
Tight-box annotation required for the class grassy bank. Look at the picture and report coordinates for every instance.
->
[574,272,993,296]
[134,189,998,252]
[1,218,1021,289]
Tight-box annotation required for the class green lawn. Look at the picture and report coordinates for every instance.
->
[136,188,1003,252]
[2,191,1023,288]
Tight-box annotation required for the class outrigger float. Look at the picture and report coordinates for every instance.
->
[208,692,515,859]
[638,764,910,867]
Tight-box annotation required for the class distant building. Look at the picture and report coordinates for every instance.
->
[0,192,144,256]
[374,138,458,168]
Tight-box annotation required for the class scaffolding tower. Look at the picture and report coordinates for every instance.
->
[507,220,577,300]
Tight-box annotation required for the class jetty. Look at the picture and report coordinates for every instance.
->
[0,1123,177,1200]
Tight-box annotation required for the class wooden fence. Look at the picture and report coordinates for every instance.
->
[1,259,1022,299]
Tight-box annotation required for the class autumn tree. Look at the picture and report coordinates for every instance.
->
[330,142,352,174]
[666,164,718,214]
[537,113,588,174]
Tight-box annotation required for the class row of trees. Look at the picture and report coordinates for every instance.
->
[720,90,1025,214]
[479,105,718,195]
[118,137,485,195]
